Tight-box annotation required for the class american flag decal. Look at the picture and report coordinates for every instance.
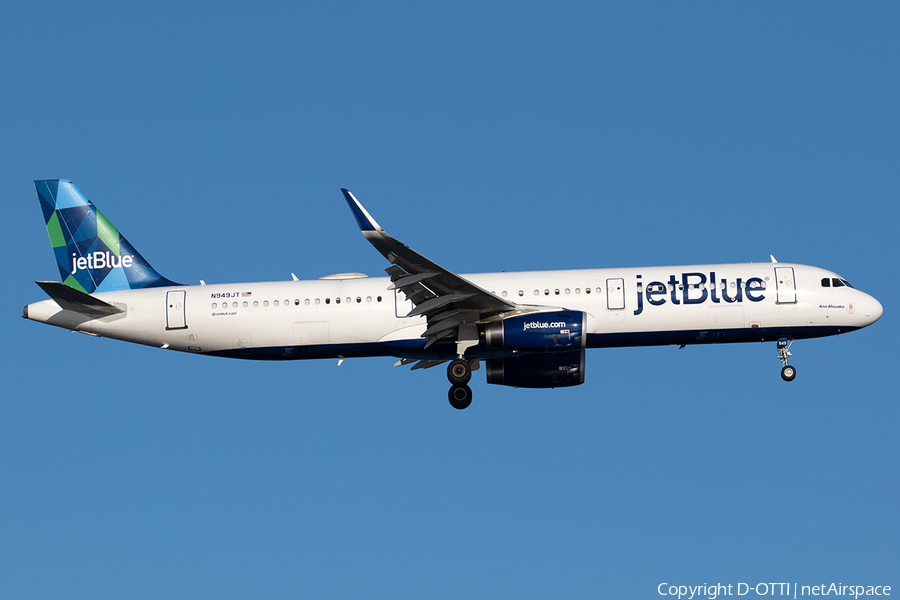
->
[242,291,252,297]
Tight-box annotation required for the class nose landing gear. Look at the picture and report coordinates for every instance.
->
[447,358,474,409]
[777,338,796,382]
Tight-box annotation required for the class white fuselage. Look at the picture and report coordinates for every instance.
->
[25,262,882,361]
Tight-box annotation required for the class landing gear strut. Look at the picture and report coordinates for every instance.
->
[447,358,473,409]
[777,338,796,382]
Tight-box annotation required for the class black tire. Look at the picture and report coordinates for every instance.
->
[448,384,473,410]
[447,358,471,385]
[781,365,797,382]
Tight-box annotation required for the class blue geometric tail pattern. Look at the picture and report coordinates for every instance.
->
[34,179,179,293]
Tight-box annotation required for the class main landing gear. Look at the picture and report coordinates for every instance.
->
[778,338,796,382]
[447,358,473,410]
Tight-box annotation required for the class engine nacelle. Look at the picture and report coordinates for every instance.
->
[486,350,585,388]
[484,311,586,351]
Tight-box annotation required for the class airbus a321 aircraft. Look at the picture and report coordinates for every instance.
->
[24,179,883,409]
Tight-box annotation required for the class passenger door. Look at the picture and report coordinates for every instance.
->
[166,290,187,330]
[774,267,797,304]
[606,278,625,310]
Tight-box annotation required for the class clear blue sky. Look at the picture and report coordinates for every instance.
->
[2,2,897,598]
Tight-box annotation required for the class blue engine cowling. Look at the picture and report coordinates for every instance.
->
[486,350,585,388]
[484,311,586,351]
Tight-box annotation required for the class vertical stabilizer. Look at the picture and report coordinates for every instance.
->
[34,179,179,293]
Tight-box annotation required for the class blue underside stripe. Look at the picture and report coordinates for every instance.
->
[201,325,857,361]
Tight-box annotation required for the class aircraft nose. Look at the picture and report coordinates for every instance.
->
[866,295,883,326]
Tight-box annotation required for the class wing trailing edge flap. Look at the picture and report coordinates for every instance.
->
[391,358,449,370]
[341,189,518,350]
[387,271,438,290]
[35,281,125,316]
[410,359,448,371]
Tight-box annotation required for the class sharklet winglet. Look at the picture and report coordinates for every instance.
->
[341,188,383,232]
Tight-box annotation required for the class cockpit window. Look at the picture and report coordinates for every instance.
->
[824,278,856,289]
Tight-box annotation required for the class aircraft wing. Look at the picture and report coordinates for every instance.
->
[341,189,517,348]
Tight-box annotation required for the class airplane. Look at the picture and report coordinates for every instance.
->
[24,179,883,409]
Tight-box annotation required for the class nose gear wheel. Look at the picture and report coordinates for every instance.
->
[777,338,797,382]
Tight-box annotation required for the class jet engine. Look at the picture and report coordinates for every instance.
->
[483,311,585,351]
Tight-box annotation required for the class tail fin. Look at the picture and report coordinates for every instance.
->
[34,179,179,293]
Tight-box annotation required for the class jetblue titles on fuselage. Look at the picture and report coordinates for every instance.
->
[633,271,766,316]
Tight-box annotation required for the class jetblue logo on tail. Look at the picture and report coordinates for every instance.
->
[71,251,135,274]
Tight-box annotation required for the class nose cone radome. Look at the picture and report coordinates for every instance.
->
[866,295,883,326]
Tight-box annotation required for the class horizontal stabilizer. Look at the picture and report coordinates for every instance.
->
[35,280,125,316]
